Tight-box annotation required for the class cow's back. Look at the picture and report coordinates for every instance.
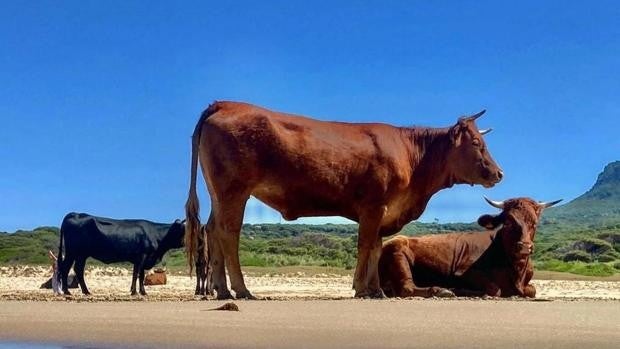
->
[384,231,496,288]
[200,101,414,221]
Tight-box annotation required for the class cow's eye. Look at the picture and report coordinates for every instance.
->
[472,139,481,147]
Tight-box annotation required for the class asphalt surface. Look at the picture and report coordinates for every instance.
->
[0,299,618,349]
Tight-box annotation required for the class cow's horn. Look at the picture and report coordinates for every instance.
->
[479,128,493,135]
[484,196,504,209]
[467,109,486,121]
[539,199,562,209]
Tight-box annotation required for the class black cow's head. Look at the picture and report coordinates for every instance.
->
[445,110,503,188]
[477,197,561,259]
[165,219,186,249]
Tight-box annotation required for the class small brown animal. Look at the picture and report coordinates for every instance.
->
[207,302,239,311]
[144,269,167,286]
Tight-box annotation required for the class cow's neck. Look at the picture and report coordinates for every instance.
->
[404,127,457,217]
[495,230,531,294]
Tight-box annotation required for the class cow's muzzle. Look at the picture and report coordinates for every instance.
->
[516,241,533,255]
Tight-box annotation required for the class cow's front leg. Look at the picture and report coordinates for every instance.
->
[130,263,139,296]
[353,207,385,298]
[74,257,90,295]
[139,268,147,296]
[366,235,385,298]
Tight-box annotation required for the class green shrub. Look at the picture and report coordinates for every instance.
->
[537,259,615,277]
[562,250,592,262]
[597,254,618,263]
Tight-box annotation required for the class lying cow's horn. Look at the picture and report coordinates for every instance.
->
[467,109,486,121]
[539,199,562,209]
[484,196,505,209]
[479,128,493,135]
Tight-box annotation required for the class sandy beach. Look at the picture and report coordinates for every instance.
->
[1,266,619,348]
[1,265,620,301]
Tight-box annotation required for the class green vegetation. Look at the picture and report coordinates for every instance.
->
[2,161,619,277]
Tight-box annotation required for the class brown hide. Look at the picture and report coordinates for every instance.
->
[144,270,167,286]
[379,197,558,298]
[185,101,503,298]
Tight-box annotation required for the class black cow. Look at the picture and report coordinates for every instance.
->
[57,213,185,296]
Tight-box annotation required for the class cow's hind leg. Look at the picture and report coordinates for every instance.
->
[381,244,452,298]
[73,257,90,295]
[213,193,255,300]
[204,214,232,300]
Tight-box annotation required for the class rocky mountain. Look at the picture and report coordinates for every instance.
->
[544,161,620,228]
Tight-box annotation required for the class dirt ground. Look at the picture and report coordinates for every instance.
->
[1,265,620,301]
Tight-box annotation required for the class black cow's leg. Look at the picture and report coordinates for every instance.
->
[139,268,147,296]
[195,227,206,296]
[60,254,75,295]
[73,257,90,295]
[130,264,139,296]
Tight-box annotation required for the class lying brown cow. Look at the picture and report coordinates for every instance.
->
[144,268,167,286]
[379,197,561,298]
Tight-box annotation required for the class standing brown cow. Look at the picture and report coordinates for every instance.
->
[379,197,561,298]
[185,101,502,299]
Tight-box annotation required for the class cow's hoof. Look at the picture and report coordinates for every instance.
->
[434,288,455,298]
[354,289,369,298]
[354,289,385,299]
[140,292,147,296]
[235,290,257,300]
[216,291,234,300]
[63,291,71,296]
[367,289,386,299]
[131,291,138,296]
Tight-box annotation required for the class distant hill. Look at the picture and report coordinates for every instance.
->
[543,161,620,229]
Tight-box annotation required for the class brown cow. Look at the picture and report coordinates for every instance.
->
[379,197,561,298]
[185,101,503,299]
[144,268,167,286]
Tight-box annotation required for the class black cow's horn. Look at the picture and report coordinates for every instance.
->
[479,128,492,135]
[467,109,486,121]
[539,199,562,209]
[484,196,504,209]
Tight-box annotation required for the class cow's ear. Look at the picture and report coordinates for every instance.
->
[477,214,502,230]
[449,124,463,146]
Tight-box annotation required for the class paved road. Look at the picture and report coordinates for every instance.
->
[1,300,618,349]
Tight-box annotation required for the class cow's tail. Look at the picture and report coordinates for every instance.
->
[185,103,218,276]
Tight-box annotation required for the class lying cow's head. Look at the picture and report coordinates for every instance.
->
[478,197,561,259]
[446,110,503,188]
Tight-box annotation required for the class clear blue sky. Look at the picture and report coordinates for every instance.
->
[1,1,618,232]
